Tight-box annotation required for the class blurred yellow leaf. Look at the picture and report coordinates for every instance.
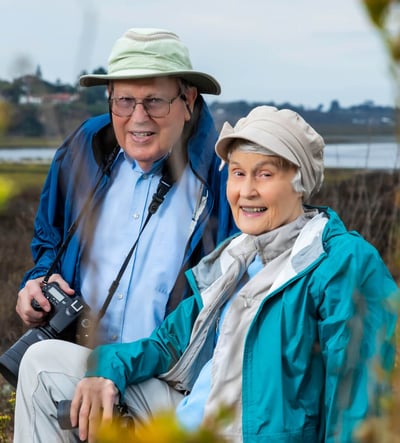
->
[95,406,233,443]
[134,411,186,443]
[0,177,14,209]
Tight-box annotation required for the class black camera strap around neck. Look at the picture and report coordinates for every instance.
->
[42,144,177,328]
[94,161,176,324]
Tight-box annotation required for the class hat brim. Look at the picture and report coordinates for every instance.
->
[79,69,221,95]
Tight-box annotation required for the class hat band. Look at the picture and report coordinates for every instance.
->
[108,40,193,75]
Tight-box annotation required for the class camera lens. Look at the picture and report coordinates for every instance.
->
[57,400,74,430]
[0,327,54,387]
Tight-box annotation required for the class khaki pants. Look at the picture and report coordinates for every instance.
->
[13,339,183,443]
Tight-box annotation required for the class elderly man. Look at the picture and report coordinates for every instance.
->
[12,28,237,354]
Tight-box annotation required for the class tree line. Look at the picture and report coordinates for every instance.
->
[0,72,396,142]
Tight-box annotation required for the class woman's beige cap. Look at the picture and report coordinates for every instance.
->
[215,105,325,199]
[80,28,221,95]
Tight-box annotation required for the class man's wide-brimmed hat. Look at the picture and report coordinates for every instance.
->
[80,28,221,95]
[215,105,325,199]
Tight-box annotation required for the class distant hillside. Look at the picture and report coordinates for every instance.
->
[208,100,396,143]
[0,74,396,144]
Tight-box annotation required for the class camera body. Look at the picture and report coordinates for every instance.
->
[0,282,90,387]
[36,282,86,335]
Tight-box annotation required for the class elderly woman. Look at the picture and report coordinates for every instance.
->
[14,106,398,443]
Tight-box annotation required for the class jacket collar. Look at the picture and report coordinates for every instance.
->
[268,211,328,293]
[186,97,219,183]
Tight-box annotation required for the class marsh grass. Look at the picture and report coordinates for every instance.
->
[0,137,62,148]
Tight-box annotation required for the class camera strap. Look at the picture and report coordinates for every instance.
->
[41,140,178,333]
[93,156,177,325]
[42,144,121,284]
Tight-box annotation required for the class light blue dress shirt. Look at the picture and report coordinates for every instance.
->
[80,152,201,343]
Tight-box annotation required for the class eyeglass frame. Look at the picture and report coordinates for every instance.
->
[108,92,185,118]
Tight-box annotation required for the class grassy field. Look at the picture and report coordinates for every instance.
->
[0,163,48,346]
[0,162,48,187]
[0,163,48,440]
[0,136,62,148]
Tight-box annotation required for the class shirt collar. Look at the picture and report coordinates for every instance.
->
[121,150,168,176]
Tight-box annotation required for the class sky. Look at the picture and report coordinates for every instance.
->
[0,0,396,109]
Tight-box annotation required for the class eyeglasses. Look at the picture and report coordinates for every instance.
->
[109,93,183,118]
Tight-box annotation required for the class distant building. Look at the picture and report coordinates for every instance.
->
[43,93,79,104]
[19,92,78,105]
[19,95,43,105]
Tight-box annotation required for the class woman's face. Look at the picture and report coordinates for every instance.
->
[110,77,196,171]
[227,150,304,235]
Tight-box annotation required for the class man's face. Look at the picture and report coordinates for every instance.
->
[110,77,196,171]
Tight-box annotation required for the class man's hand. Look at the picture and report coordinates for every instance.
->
[16,274,75,327]
[71,376,119,443]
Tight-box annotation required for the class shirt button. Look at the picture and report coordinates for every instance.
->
[118,293,124,300]
[133,212,140,219]
[111,335,118,341]
[142,173,148,179]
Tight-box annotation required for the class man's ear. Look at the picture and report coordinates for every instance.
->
[182,87,198,120]
[107,81,113,98]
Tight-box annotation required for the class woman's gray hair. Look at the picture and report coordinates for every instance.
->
[228,141,305,195]
[291,170,304,194]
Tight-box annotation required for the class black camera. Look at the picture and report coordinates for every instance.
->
[57,400,133,430]
[0,282,90,388]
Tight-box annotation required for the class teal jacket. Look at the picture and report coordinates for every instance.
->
[87,207,398,442]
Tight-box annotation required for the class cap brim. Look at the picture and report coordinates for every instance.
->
[79,69,221,95]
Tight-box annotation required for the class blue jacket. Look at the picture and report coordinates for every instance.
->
[87,207,398,442]
[22,98,237,313]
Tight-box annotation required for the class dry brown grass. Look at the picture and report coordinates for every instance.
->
[0,185,41,442]
[313,169,400,280]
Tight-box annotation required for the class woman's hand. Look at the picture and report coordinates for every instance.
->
[70,376,119,443]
